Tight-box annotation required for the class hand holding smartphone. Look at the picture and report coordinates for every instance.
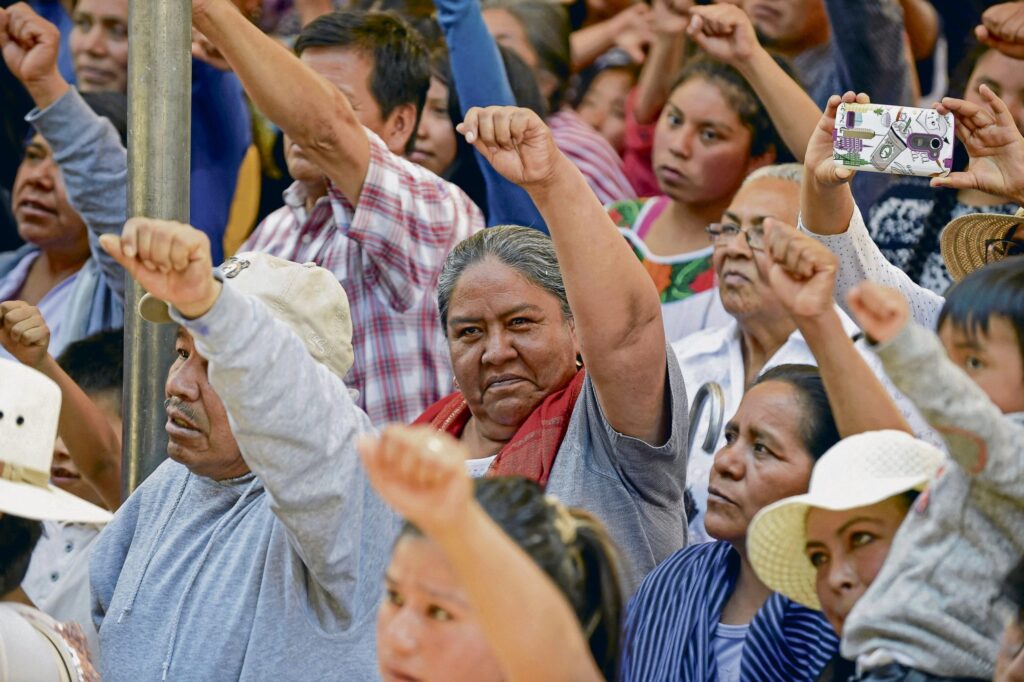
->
[834,103,955,177]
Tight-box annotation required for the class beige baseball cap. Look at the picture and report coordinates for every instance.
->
[139,252,354,379]
[0,359,112,524]
[747,430,943,610]
[940,207,1024,281]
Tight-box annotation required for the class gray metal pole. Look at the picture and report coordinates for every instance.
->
[122,0,192,497]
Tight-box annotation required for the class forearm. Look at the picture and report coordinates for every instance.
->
[799,206,944,329]
[526,157,666,440]
[898,0,939,60]
[801,174,855,237]
[571,19,620,72]
[438,0,547,229]
[193,0,368,200]
[634,33,685,124]
[874,322,1024,489]
[38,355,121,510]
[434,506,603,682]
[797,309,910,436]
[737,49,820,163]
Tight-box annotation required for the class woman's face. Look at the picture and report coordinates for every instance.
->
[966,49,1024,135]
[483,8,538,69]
[12,135,89,251]
[705,380,816,545]
[805,496,911,635]
[446,259,578,441]
[409,77,459,177]
[576,68,634,154]
[712,176,798,319]
[69,0,129,93]
[377,535,504,682]
[652,77,764,208]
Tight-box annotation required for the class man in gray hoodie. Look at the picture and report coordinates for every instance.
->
[89,228,398,680]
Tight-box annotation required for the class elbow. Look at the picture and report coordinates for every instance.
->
[289,90,361,160]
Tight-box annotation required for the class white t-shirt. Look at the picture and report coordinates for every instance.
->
[464,455,497,479]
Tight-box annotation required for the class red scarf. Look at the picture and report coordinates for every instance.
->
[413,370,586,487]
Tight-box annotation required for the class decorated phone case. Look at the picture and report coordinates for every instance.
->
[833,102,955,177]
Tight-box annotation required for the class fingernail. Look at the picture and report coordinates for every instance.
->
[124,245,136,257]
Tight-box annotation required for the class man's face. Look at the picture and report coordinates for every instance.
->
[164,328,248,480]
[69,0,129,93]
[744,0,829,54]
[300,46,414,154]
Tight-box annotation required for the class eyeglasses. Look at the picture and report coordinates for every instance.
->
[706,222,765,251]
[985,226,1024,265]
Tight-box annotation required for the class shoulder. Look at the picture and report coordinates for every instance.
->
[632,542,729,604]
[671,323,736,364]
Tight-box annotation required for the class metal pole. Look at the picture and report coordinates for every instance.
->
[122,0,191,496]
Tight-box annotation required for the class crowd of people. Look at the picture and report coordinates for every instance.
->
[0,0,1022,679]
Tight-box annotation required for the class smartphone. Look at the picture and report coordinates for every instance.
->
[833,102,955,177]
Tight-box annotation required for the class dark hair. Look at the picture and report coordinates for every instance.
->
[80,91,129,147]
[56,328,124,415]
[938,258,1024,360]
[437,226,570,329]
[490,2,571,112]
[668,55,784,160]
[568,51,639,111]
[294,10,431,124]
[904,42,993,283]
[750,364,840,460]
[0,514,43,595]
[426,45,547,218]
[400,477,625,679]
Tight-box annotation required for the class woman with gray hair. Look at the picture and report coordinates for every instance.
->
[414,105,689,591]
[672,163,938,544]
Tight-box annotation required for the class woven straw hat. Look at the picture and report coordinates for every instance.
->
[940,207,1024,281]
[746,431,943,610]
[139,252,354,380]
[0,359,112,524]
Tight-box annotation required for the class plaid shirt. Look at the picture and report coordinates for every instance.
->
[243,130,484,425]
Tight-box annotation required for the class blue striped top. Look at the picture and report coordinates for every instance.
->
[621,541,839,681]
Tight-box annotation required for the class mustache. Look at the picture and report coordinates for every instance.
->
[165,398,202,425]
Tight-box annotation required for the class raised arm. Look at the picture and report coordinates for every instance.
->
[631,0,690,125]
[359,425,605,682]
[100,219,394,620]
[0,302,121,510]
[761,221,911,436]
[0,3,128,302]
[570,4,652,72]
[191,0,370,203]
[435,0,546,229]
[976,1,1024,60]
[459,106,668,443]
[850,282,1024,495]
[686,3,821,163]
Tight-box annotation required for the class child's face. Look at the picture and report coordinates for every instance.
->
[939,315,1024,414]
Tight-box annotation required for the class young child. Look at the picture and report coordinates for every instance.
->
[841,258,1024,680]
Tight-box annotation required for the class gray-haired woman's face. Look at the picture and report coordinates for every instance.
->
[444,259,578,439]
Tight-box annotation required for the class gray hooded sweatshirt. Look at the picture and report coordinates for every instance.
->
[91,284,399,681]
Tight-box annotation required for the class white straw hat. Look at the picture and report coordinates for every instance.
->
[0,359,112,524]
[747,430,943,610]
[138,252,354,380]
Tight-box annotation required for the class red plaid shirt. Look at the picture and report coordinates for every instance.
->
[243,131,484,425]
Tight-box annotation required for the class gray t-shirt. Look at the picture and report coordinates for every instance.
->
[546,349,689,592]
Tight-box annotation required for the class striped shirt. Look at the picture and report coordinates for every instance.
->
[621,541,838,681]
[241,129,484,425]
[548,109,636,205]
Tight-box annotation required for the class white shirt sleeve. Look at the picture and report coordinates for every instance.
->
[799,205,945,330]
